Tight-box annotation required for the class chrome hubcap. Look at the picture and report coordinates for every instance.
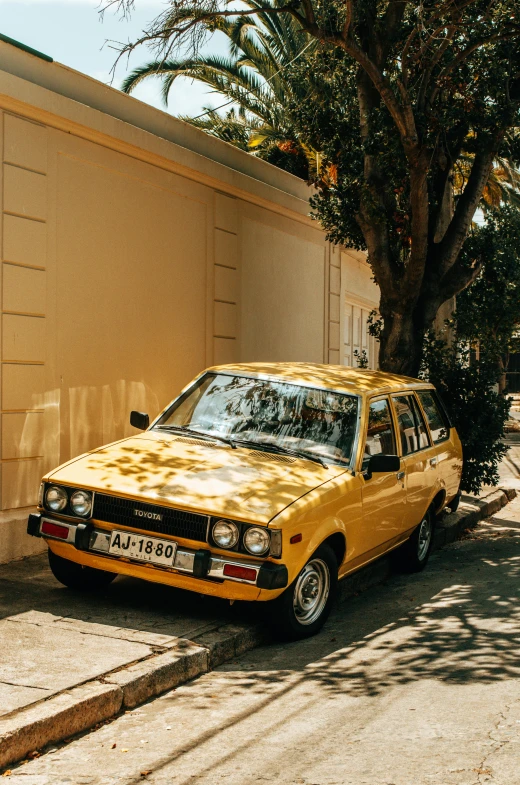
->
[417,517,432,561]
[293,558,330,626]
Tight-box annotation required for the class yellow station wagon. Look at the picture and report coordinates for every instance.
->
[28,363,462,639]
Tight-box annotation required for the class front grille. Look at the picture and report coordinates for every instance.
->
[93,494,208,543]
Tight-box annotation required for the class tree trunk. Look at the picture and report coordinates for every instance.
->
[375,175,459,376]
[498,353,509,395]
[432,177,455,341]
[377,303,426,377]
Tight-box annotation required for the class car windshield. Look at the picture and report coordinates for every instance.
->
[155,373,359,466]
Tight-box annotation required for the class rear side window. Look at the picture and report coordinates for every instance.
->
[363,398,396,469]
[410,395,430,448]
[417,390,450,443]
[392,394,430,455]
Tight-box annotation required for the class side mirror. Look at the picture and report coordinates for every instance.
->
[130,411,149,430]
[365,454,400,479]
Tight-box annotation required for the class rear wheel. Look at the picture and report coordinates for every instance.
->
[395,509,434,573]
[447,491,461,513]
[48,548,117,591]
[268,543,337,640]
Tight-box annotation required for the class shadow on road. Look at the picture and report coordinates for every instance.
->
[112,523,520,785]
[4,519,520,785]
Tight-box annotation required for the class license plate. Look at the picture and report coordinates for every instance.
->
[108,530,177,567]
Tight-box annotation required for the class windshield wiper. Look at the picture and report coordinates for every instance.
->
[155,425,237,449]
[231,437,329,469]
[156,427,328,467]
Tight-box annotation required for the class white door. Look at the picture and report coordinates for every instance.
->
[344,297,378,369]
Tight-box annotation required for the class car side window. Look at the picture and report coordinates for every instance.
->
[392,394,429,455]
[417,390,450,443]
[363,398,396,469]
[410,395,430,448]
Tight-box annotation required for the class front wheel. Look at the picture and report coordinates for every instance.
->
[268,544,337,641]
[395,509,435,573]
[48,548,117,591]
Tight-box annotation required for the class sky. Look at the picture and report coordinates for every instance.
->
[0,0,229,117]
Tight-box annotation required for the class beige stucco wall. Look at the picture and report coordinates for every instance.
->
[0,42,379,563]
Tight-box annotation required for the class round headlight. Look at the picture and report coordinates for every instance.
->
[212,520,239,549]
[244,527,270,555]
[45,485,68,512]
[70,489,93,518]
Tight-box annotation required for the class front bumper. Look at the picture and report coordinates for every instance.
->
[28,513,288,592]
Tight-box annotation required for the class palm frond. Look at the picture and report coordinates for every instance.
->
[119,0,320,179]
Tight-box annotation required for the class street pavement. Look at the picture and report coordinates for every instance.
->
[4,486,520,784]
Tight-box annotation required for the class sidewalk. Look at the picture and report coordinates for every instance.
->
[0,456,518,769]
[500,442,520,491]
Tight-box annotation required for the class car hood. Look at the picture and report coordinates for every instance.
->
[48,431,347,524]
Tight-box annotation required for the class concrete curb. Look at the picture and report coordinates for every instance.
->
[0,485,516,770]
[0,624,263,770]
[104,642,209,710]
[0,682,122,770]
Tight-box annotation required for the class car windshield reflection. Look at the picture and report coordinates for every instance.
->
[155,373,359,466]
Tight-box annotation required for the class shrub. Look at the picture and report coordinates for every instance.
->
[421,337,510,495]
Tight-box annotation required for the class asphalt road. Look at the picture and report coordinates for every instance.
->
[5,495,520,785]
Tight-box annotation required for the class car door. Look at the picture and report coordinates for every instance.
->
[416,388,460,499]
[359,396,407,561]
[391,393,438,533]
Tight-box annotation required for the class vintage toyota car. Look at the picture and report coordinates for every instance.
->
[27,363,462,639]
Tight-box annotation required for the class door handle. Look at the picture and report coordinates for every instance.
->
[430,457,438,466]
[396,471,405,481]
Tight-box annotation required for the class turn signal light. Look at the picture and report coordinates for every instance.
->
[223,564,257,582]
[41,521,69,539]
[290,533,303,544]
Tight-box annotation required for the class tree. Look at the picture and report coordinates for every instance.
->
[416,205,520,492]
[120,3,319,178]
[455,205,520,389]
[106,0,520,376]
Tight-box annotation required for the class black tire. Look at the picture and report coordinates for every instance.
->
[394,508,435,573]
[48,548,117,591]
[447,491,461,513]
[267,543,338,641]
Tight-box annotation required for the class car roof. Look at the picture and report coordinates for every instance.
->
[206,362,433,396]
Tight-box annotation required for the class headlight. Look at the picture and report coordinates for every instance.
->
[70,489,93,518]
[45,485,68,512]
[244,527,270,555]
[212,520,239,549]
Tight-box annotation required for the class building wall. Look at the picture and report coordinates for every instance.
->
[0,46,379,563]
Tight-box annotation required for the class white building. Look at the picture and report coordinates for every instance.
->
[0,37,379,563]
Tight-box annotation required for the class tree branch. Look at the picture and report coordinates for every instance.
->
[300,0,316,27]
[438,133,505,276]
[416,23,458,111]
[429,28,520,106]
[341,0,354,39]
[438,255,482,302]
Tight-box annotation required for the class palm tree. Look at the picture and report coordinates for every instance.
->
[121,9,519,199]
[453,152,520,213]
[121,0,320,179]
